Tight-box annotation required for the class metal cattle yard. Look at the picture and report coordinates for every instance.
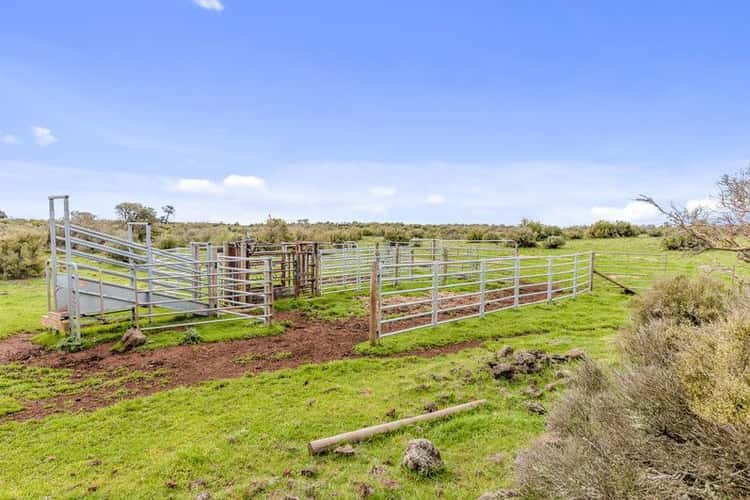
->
[43,195,683,345]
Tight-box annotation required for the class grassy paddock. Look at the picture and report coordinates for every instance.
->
[0,236,740,498]
[0,347,585,499]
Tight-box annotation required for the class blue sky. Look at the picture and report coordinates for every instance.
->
[0,1,747,225]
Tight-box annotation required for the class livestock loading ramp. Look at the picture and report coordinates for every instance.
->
[43,196,273,341]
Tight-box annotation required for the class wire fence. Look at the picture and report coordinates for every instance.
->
[593,252,692,292]
[370,252,593,339]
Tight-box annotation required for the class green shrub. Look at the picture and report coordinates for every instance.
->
[179,328,203,345]
[0,228,47,279]
[466,228,485,241]
[645,225,665,237]
[541,235,566,249]
[514,278,750,498]
[676,308,750,426]
[562,227,585,240]
[630,275,730,329]
[660,230,706,251]
[510,226,538,248]
[57,336,85,353]
[587,220,640,238]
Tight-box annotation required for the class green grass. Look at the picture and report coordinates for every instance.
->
[0,278,47,339]
[275,290,367,320]
[358,291,629,356]
[0,347,581,499]
[32,318,288,352]
[0,364,168,417]
[0,236,742,497]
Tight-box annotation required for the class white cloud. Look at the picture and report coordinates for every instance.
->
[31,126,58,147]
[686,198,718,212]
[223,174,266,189]
[369,186,396,198]
[174,178,223,194]
[590,201,660,223]
[193,0,224,11]
[426,193,446,205]
[0,133,19,145]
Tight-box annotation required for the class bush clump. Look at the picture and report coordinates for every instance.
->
[510,226,539,248]
[660,229,706,251]
[541,235,566,249]
[179,328,203,345]
[0,227,48,279]
[513,275,750,498]
[630,275,730,329]
[587,220,640,238]
[675,307,750,426]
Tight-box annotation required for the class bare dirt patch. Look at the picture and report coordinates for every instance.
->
[1,311,483,421]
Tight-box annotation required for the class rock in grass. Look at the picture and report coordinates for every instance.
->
[523,381,543,398]
[402,439,443,475]
[498,345,514,358]
[334,444,356,456]
[194,492,211,500]
[525,401,546,415]
[356,482,374,498]
[565,348,587,360]
[478,489,519,499]
[489,362,515,380]
[300,465,318,477]
[423,401,438,413]
[120,328,146,351]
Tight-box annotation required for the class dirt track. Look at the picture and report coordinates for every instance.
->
[1,311,484,421]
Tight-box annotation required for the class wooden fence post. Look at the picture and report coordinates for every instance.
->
[479,260,487,318]
[547,256,553,303]
[588,252,595,292]
[369,261,380,345]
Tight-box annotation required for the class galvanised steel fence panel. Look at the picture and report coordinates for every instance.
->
[372,252,593,338]
[46,195,273,340]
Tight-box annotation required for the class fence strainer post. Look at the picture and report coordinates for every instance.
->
[432,261,439,326]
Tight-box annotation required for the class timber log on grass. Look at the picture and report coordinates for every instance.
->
[307,399,487,455]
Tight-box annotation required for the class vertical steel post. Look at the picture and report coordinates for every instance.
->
[513,256,520,308]
[394,245,400,286]
[547,256,553,303]
[572,254,579,298]
[71,264,81,341]
[127,223,137,324]
[48,197,58,310]
[208,244,217,317]
[356,250,362,290]
[145,224,153,324]
[191,242,200,302]
[479,260,487,318]
[410,248,415,280]
[264,257,273,324]
[431,261,439,326]
[62,196,74,337]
